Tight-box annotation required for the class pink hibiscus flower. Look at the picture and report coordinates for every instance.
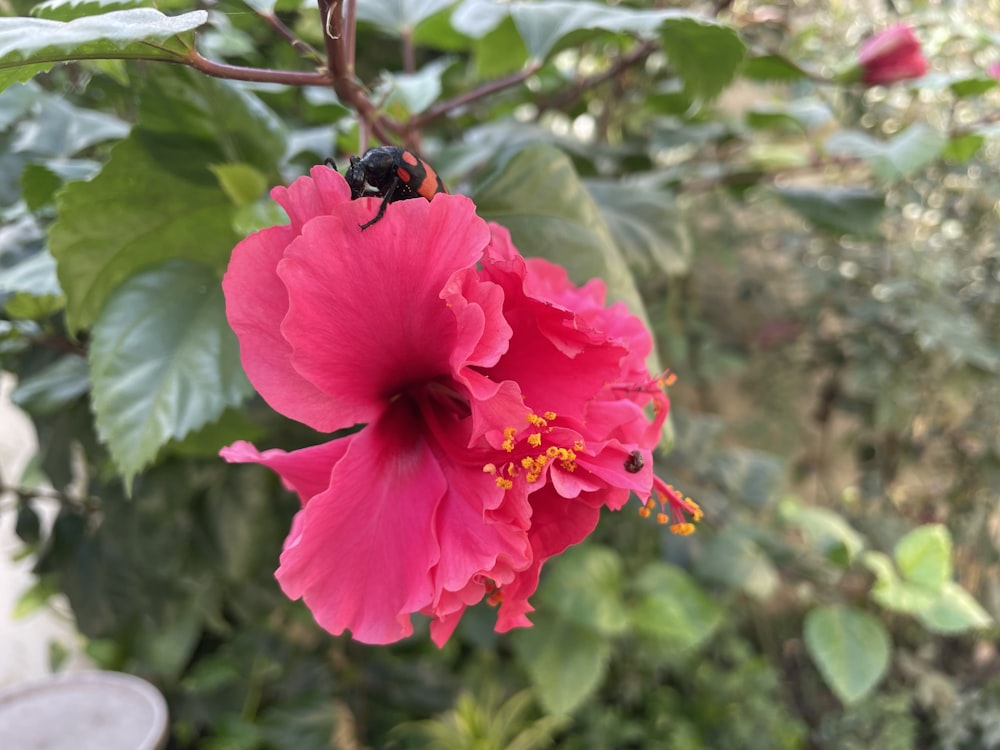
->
[220,165,699,646]
[857,23,928,86]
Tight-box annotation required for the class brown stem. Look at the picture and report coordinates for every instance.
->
[320,0,398,144]
[185,49,331,86]
[409,62,543,130]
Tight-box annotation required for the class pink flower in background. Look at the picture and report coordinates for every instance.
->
[857,23,928,85]
[220,165,699,646]
[988,62,1000,80]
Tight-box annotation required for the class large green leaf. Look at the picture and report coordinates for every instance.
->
[776,185,885,237]
[49,132,239,332]
[535,544,629,636]
[659,16,745,101]
[88,260,252,488]
[0,9,207,91]
[804,605,890,705]
[512,612,610,716]
[628,561,722,653]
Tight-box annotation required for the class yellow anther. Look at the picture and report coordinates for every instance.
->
[670,522,695,536]
[543,411,557,420]
[496,477,513,490]
[638,506,651,518]
[526,413,548,428]
[528,432,542,447]
[502,427,517,452]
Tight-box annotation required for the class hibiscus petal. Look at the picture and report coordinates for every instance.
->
[223,225,353,432]
[275,402,444,645]
[271,165,352,234]
[278,195,491,413]
[219,438,349,504]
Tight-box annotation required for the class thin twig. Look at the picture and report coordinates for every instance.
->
[409,62,544,130]
[536,39,658,113]
[258,10,325,65]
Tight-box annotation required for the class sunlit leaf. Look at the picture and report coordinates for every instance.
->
[915,582,993,634]
[894,524,952,590]
[0,9,207,91]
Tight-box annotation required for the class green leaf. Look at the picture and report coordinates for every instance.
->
[21,164,64,210]
[1,249,64,319]
[535,545,628,636]
[11,355,89,415]
[862,550,937,614]
[13,576,60,618]
[915,582,993,634]
[780,500,866,566]
[894,524,952,590]
[377,57,453,116]
[0,9,208,91]
[512,612,610,715]
[825,124,947,182]
[584,179,692,276]
[948,75,997,98]
[32,0,149,22]
[742,54,809,81]
[697,526,779,600]
[628,561,722,653]
[804,605,890,705]
[942,133,985,163]
[209,163,268,208]
[355,0,456,35]
[136,67,286,170]
[11,93,129,156]
[508,2,705,62]
[88,260,252,488]
[660,16,745,101]
[49,132,239,332]
[0,250,62,298]
[776,186,885,237]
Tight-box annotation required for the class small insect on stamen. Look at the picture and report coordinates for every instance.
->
[624,450,645,473]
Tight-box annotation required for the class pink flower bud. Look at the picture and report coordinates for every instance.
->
[857,24,928,85]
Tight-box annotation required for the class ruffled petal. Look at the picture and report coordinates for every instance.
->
[278,195,490,415]
[275,401,444,644]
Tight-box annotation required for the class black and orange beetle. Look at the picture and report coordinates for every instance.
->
[329,146,447,230]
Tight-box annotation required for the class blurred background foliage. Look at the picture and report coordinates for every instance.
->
[1,0,999,747]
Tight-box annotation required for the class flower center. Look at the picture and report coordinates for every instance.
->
[484,411,583,490]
